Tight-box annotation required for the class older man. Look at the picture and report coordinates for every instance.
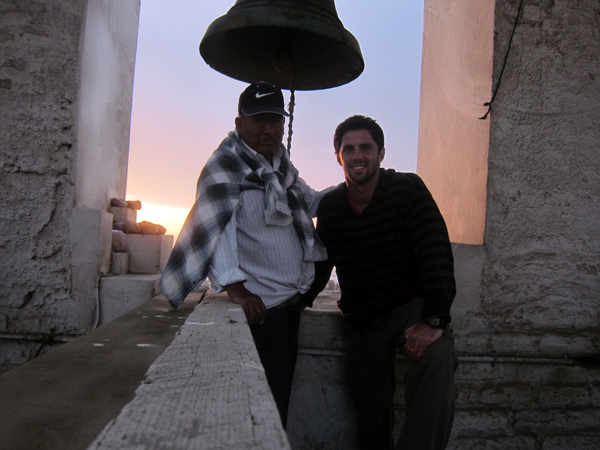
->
[160,82,328,427]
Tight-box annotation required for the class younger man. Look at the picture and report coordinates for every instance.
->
[302,115,458,449]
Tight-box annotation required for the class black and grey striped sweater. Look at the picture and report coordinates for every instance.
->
[303,168,456,330]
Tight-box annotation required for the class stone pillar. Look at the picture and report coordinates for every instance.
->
[419,0,600,357]
[417,1,600,446]
[0,0,140,372]
[482,0,600,356]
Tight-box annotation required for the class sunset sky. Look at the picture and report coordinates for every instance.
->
[127,1,425,236]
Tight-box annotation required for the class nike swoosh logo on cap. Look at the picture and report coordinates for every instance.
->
[255,92,275,99]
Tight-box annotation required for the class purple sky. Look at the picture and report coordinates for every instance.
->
[127,1,424,234]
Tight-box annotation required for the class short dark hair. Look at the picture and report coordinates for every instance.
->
[333,115,384,153]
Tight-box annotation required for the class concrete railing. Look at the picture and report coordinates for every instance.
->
[87,293,291,450]
[87,243,600,449]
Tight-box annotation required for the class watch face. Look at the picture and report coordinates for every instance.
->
[428,316,440,327]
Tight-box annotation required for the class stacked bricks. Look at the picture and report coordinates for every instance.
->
[109,199,173,275]
[388,356,600,450]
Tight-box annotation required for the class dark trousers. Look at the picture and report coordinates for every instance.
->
[346,299,458,450]
[250,299,303,428]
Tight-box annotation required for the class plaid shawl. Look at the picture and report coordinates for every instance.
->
[160,131,327,309]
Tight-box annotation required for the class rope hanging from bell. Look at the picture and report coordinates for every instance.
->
[286,60,296,154]
[286,91,296,154]
[199,1,365,155]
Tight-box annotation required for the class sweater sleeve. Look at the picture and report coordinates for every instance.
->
[406,178,456,322]
[299,206,334,307]
[300,259,334,307]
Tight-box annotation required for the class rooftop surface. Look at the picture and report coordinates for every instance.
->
[0,293,201,450]
[0,290,341,450]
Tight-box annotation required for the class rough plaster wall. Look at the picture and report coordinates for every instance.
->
[76,0,140,210]
[449,358,600,448]
[291,293,600,449]
[0,0,141,372]
[0,2,85,346]
[483,0,600,356]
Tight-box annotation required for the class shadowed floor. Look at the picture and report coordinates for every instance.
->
[0,293,201,450]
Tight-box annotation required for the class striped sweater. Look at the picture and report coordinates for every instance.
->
[302,168,456,329]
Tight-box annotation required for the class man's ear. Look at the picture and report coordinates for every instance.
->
[235,116,241,129]
[378,147,385,164]
[336,150,342,166]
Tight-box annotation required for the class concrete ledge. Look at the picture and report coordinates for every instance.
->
[99,273,161,324]
[87,293,290,450]
[127,234,173,274]
[299,291,345,352]
[2,287,598,450]
[0,294,201,450]
[69,208,114,330]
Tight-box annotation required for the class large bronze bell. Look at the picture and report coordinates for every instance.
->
[199,0,364,90]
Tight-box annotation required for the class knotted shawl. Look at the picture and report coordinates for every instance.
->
[159,131,327,309]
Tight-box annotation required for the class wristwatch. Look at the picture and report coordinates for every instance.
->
[424,315,446,329]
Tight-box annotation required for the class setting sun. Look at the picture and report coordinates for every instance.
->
[125,1,424,244]
[127,200,191,239]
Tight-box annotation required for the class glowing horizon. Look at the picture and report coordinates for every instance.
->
[126,1,425,239]
[125,198,191,240]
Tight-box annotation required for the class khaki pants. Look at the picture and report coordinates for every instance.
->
[346,299,458,450]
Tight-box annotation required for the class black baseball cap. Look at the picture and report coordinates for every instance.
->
[238,82,289,117]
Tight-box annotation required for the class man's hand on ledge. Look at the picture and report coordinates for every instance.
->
[404,322,443,361]
[224,282,266,326]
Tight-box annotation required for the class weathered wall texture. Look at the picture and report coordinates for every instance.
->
[291,284,600,450]
[293,353,600,450]
[0,1,86,369]
[413,0,600,447]
[417,0,494,245]
[418,0,600,362]
[481,0,600,357]
[0,1,140,372]
[449,356,600,449]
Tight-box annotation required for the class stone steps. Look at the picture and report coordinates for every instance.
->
[99,274,162,325]
[101,200,175,325]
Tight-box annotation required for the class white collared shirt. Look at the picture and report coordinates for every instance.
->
[208,132,330,308]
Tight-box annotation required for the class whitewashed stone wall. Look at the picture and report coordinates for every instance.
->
[290,278,600,449]
[0,0,85,371]
[480,0,600,356]
[0,0,140,371]
[425,1,599,447]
